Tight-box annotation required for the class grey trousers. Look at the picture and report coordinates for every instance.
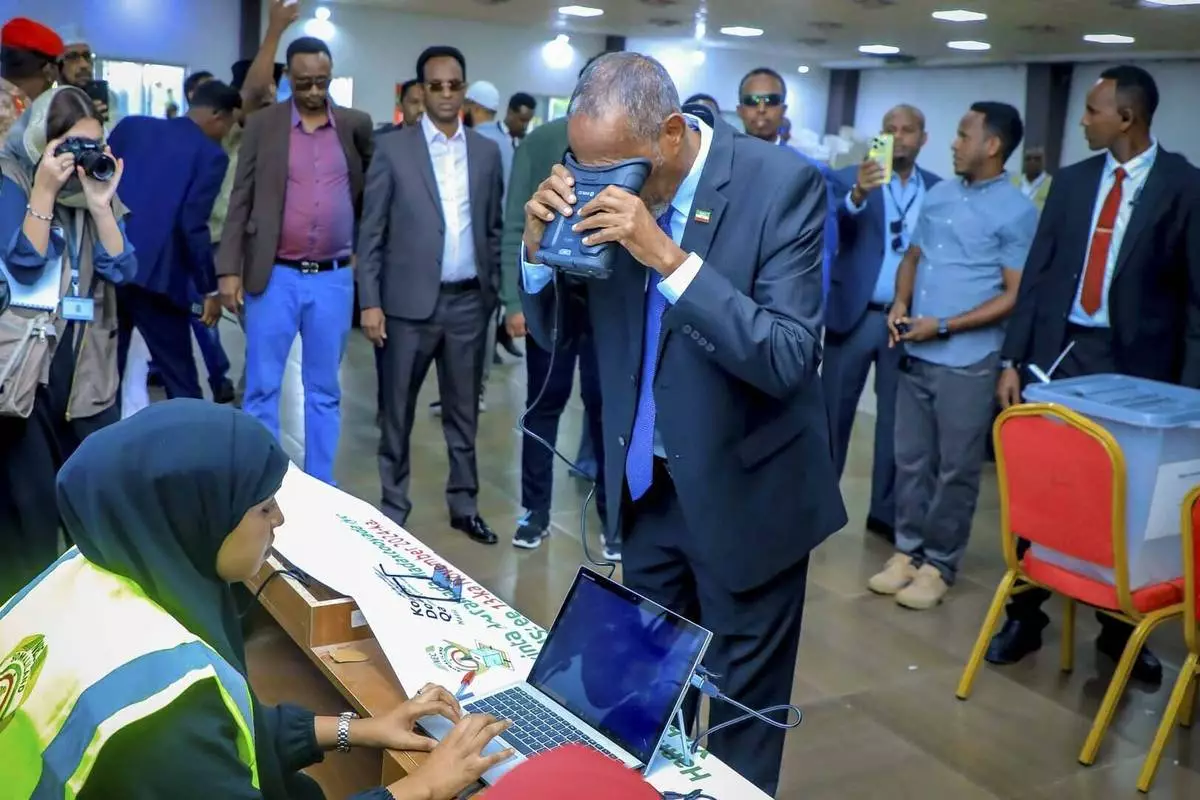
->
[894,352,999,584]
[378,288,488,523]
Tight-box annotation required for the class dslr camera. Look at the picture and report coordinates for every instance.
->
[54,137,117,182]
[536,152,651,280]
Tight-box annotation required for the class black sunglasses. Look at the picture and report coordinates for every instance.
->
[375,563,464,603]
[426,80,466,95]
[740,93,784,108]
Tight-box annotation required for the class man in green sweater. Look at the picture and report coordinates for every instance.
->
[500,116,612,557]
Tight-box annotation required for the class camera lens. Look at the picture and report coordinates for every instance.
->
[78,150,116,182]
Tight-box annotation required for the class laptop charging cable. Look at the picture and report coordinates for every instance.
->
[516,274,615,577]
[666,667,803,767]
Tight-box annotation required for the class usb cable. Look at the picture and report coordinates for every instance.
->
[685,671,802,756]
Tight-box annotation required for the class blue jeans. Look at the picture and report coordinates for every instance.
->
[243,265,353,484]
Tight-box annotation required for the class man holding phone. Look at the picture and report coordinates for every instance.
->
[56,27,121,131]
[822,105,940,544]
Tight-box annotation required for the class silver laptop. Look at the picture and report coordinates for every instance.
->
[419,567,712,784]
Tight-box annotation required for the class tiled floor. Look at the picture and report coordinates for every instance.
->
[232,323,1200,798]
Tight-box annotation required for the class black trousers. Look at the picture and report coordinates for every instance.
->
[520,314,607,531]
[0,338,117,601]
[117,285,203,402]
[621,460,808,797]
[1007,325,1130,636]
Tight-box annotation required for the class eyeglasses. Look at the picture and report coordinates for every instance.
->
[740,93,783,108]
[425,80,466,95]
[375,563,464,603]
[291,76,331,92]
[62,50,93,63]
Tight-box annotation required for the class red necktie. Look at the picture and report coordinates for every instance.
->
[1080,167,1126,315]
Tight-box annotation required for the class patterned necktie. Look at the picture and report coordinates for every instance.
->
[624,209,675,501]
[1080,166,1126,315]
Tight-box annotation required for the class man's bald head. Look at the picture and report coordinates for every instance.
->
[881,103,927,173]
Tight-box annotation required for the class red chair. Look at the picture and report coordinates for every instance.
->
[1138,486,1200,792]
[956,403,1184,766]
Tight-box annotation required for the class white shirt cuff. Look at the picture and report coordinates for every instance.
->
[844,190,867,214]
[519,244,554,295]
[657,252,703,304]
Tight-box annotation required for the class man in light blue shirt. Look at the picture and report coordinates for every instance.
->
[869,102,1037,611]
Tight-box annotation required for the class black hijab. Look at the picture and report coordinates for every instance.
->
[56,399,290,672]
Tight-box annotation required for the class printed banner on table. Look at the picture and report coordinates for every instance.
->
[272,466,768,798]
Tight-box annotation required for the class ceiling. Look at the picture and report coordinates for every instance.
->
[333,0,1200,66]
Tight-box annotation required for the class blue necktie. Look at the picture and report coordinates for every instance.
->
[625,209,675,501]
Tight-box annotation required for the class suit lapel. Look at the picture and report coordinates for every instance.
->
[465,131,485,212]
[1112,151,1170,280]
[1065,156,1107,273]
[265,104,291,202]
[411,126,444,218]
[651,123,733,367]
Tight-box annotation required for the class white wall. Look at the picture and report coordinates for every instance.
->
[5,0,241,80]
[1062,60,1200,167]
[270,5,607,127]
[855,64,1028,179]
[626,39,831,135]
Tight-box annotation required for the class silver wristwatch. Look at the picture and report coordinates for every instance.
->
[336,711,359,753]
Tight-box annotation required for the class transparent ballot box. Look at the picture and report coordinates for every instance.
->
[1022,374,1200,588]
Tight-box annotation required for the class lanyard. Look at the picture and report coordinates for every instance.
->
[886,176,920,229]
[63,211,85,298]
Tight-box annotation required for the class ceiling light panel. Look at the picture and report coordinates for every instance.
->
[1083,33,1136,43]
[719,26,764,37]
[947,40,991,50]
[932,9,988,21]
[558,5,604,16]
[858,44,901,55]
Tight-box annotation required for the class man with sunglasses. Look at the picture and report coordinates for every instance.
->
[216,36,374,485]
[821,105,940,544]
[357,46,504,546]
[736,68,837,300]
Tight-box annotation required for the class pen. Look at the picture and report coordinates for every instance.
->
[455,670,476,700]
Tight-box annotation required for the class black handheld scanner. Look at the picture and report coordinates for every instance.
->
[535,152,652,280]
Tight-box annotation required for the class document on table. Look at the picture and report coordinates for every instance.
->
[270,465,770,799]
[1145,459,1200,540]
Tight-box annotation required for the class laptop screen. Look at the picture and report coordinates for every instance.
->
[527,569,711,765]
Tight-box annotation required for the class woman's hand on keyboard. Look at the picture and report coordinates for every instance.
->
[395,713,515,800]
[356,683,463,752]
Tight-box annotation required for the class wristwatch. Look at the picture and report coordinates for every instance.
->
[336,711,359,753]
[936,318,951,339]
[1000,358,1017,370]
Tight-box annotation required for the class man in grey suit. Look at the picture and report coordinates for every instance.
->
[357,46,504,544]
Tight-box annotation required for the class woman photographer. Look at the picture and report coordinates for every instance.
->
[0,85,135,600]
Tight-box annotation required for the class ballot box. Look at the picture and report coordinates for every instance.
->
[1022,375,1200,587]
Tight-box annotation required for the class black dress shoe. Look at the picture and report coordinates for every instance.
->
[985,619,1044,665]
[212,379,236,405]
[865,516,895,542]
[451,515,498,545]
[1096,632,1163,686]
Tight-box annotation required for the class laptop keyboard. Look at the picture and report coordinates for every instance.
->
[466,686,623,761]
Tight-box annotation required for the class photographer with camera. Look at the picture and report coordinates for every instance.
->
[0,85,135,599]
[518,53,845,796]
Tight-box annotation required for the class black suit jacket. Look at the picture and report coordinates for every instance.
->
[1002,148,1200,386]
[521,122,847,593]
[357,124,504,320]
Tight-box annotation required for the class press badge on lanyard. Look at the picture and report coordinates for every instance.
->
[59,217,94,323]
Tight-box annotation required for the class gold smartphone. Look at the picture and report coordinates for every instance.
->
[867,133,894,184]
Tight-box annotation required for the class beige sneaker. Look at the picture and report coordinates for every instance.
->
[895,564,949,610]
[867,553,917,595]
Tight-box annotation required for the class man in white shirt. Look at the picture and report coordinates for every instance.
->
[357,46,504,544]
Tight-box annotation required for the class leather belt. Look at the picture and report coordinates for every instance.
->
[441,277,481,294]
[277,258,343,274]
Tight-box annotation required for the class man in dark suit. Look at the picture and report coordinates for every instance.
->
[519,53,846,795]
[988,65,1200,683]
[822,105,940,542]
[357,46,503,544]
[216,36,373,484]
[108,79,241,402]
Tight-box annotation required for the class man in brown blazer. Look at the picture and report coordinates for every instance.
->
[216,36,372,485]
[357,46,503,542]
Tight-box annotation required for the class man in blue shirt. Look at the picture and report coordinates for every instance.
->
[870,102,1038,610]
[109,80,240,401]
[736,67,837,299]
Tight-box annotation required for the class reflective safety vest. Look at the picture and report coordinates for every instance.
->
[0,548,259,798]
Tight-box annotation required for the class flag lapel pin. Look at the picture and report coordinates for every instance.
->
[694,209,712,224]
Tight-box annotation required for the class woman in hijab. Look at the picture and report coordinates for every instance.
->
[0,400,512,799]
[0,85,136,600]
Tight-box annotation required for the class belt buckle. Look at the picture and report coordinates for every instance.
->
[300,260,320,274]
